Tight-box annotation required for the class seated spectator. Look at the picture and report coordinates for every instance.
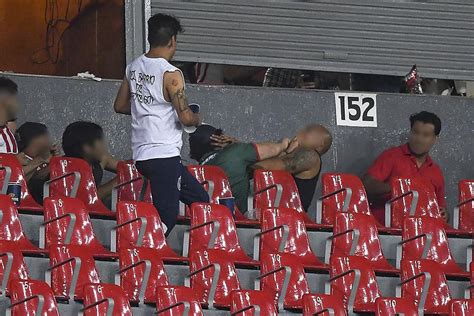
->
[0,77,19,154]
[189,124,332,212]
[362,111,447,224]
[62,121,118,202]
[15,122,61,203]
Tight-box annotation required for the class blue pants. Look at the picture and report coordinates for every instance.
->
[136,156,209,234]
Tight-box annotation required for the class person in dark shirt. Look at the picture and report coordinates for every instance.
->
[62,121,119,201]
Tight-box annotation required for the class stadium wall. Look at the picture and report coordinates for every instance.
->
[5,73,473,218]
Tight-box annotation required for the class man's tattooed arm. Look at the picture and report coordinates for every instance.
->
[281,147,320,174]
[167,72,200,126]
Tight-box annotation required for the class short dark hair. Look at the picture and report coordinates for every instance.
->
[147,13,183,47]
[0,77,18,95]
[409,111,441,136]
[189,124,222,162]
[15,122,48,152]
[62,121,104,158]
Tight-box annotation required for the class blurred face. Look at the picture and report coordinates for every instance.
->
[83,138,107,162]
[27,134,51,156]
[408,121,438,156]
[296,126,325,151]
[1,94,19,121]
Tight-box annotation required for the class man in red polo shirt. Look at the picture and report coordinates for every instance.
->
[363,111,447,224]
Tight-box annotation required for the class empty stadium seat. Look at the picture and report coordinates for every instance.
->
[0,247,30,295]
[155,286,204,315]
[0,194,43,254]
[454,179,473,233]
[449,298,473,316]
[230,289,278,315]
[118,247,169,304]
[8,279,59,315]
[256,207,326,269]
[0,153,42,212]
[398,217,468,278]
[184,203,255,265]
[82,283,133,316]
[113,201,182,261]
[47,244,101,301]
[42,197,114,258]
[187,249,241,308]
[113,160,152,211]
[375,297,418,316]
[328,212,397,274]
[47,157,115,217]
[302,293,348,316]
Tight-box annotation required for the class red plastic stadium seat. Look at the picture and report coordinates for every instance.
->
[450,298,473,316]
[188,249,241,308]
[454,180,474,233]
[375,297,418,316]
[0,194,43,254]
[114,161,152,209]
[187,165,249,222]
[47,157,115,217]
[114,201,182,261]
[259,253,311,310]
[82,283,133,316]
[156,286,204,315]
[118,247,169,304]
[8,280,59,315]
[42,197,114,258]
[252,170,315,224]
[328,256,382,313]
[0,153,42,212]
[329,212,398,274]
[257,207,326,269]
[0,247,30,295]
[185,203,255,265]
[302,293,348,316]
[399,217,468,278]
[48,244,101,300]
[230,289,278,315]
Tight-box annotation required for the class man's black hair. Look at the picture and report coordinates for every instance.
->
[189,124,222,162]
[62,121,104,158]
[147,13,184,48]
[15,122,48,152]
[409,111,441,136]
[0,77,18,95]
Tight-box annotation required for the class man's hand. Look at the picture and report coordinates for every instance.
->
[285,137,299,154]
[16,152,30,166]
[50,142,61,157]
[210,134,239,149]
[439,207,449,223]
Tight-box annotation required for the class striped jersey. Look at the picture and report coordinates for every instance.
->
[0,125,18,154]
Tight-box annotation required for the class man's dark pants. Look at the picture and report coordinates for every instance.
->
[136,156,209,234]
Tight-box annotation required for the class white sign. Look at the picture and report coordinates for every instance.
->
[335,92,377,127]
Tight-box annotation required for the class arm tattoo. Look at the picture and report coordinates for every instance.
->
[172,87,189,113]
[283,148,318,173]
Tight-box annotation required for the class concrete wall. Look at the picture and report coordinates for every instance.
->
[4,73,474,216]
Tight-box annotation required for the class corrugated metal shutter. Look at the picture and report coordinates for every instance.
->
[149,0,474,80]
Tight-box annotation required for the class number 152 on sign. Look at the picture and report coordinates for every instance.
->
[334,93,377,127]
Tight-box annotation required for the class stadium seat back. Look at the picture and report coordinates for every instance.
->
[49,157,112,215]
[189,249,240,308]
[49,244,100,299]
[390,178,442,228]
[0,247,30,294]
[260,253,310,309]
[43,197,109,255]
[155,286,204,315]
[321,173,371,225]
[0,153,42,210]
[330,256,382,312]
[116,161,152,204]
[450,298,473,316]
[457,179,474,232]
[9,280,59,316]
[375,297,418,316]
[302,293,348,316]
[231,289,278,315]
[83,283,133,316]
[119,247,169,303]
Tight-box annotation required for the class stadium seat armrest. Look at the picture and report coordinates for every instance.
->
[231,304,261,315]
[183,220,220,257]
[7,294,44,316]
[316,187,352,224]
[253,183,283,207]
[453,197,474,229]
[156,301,190,315]
[0,252,13,297]
[396,272,430,315]
[200,180,215,200]
[384,190,419,227]
[111,177,144,211]
[115,259,151,305]
[325,269,361,314]
[185,263,221,309]
[43,171,81,198]
[253,224,289,261]
[467,244,472,271]
[396,233,432,269]
[46,257,81,302]
[79,298,114,316]
[314,308,335,316]
[324,228,360,264]
[0,166,12,194]
[464,284,473,299]
[110,217,147,252]
[255,266,291,311]
[39,213,77,249]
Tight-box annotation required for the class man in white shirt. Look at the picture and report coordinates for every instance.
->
[114,14,209,234]
[0,77,19,154]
